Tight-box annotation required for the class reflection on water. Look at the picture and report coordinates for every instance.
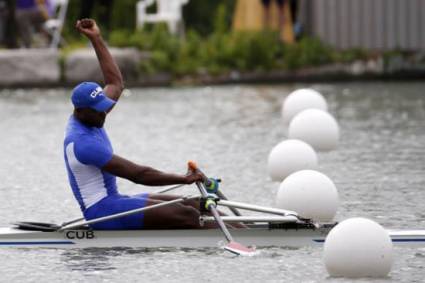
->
[0,82,424,282]
[61,248,124,272]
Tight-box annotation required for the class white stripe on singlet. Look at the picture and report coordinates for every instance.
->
[65,142,107,209]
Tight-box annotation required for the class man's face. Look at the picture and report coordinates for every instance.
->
[75,108,106,128]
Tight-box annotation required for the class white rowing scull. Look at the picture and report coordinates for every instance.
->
[0,221,424,248]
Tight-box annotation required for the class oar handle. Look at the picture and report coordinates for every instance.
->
[188,160,198,171]
[188,160,213,186]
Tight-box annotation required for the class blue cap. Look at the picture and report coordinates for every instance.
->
[71,82,115,112]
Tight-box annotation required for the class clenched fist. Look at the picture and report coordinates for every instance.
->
[75,18,100,39]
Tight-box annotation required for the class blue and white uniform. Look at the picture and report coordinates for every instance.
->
[64,115,148,230]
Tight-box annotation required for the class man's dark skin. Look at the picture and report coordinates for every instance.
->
[74,19,214,229]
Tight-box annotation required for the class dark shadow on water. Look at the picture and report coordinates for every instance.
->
[59,247,224,271]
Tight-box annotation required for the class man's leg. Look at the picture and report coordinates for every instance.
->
[142,198,215,229]
[15,9,32,47]
[4,0,17,48]
[276,0,285,34]
[148,193,228,217]
[146,193,245,229]
[31,8,50,47]
[261,0,272,29]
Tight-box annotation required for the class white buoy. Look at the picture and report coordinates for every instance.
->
[288,109,339,151]
[276,170,338,221]
[281,88,328,124]
[267,140,318,182]
[324,218,393,278]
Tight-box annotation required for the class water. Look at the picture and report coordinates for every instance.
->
[0,82,424,282]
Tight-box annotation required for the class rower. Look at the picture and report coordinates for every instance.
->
[64,18,213,230]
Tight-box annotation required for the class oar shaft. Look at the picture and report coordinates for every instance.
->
[209,199,234,242]
[59,195,197,231]
[61,217,84,227]
[154,183,186,194]
[195,182,233,242]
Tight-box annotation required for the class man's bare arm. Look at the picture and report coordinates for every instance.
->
[75,19,124,110]
[102,155,203,186]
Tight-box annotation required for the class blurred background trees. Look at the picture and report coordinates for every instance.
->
[63,0,236,38]
[60,0,369,77]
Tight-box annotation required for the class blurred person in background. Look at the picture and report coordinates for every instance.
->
[261,0,299,42]
[289,0,301,39]
[261,0,284,30]
[0,0,7,44]
[15,0,53,48]
[0,0,17,48]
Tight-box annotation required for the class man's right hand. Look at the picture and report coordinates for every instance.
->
[75,19,101,39]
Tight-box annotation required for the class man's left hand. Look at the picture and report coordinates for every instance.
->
[185,172,204,184]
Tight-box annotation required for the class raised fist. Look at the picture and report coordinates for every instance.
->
[75,18,100,39]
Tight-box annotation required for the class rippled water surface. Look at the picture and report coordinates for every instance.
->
[0,82,424,282]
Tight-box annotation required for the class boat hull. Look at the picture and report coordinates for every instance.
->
[0,227,424,248]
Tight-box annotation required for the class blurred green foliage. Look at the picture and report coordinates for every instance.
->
[64,1,369,77]
[332,48,369,63]
[108,4,287,76]
[284,37,332,69]
[183,0,236,36]
[63,0,234,38]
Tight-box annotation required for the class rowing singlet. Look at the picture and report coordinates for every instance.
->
[64,115,118,212]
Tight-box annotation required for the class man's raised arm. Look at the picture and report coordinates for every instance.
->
[75,19,124,110]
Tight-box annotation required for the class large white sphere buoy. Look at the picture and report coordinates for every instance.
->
[276,170,338,221]
[288,109,339,151]
[267,140,318,182]
[324,218,393,278]
[281,88,328,124]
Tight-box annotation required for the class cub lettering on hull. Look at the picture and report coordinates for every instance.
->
[65,231,95,240]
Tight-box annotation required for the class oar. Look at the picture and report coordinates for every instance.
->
[61,216,85,227]
[191,167,243,217]
[188,161,256,256]
[154,183,186,194]
[59,195,198,231]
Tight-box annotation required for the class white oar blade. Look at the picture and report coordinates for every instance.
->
[224,241,256,256]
